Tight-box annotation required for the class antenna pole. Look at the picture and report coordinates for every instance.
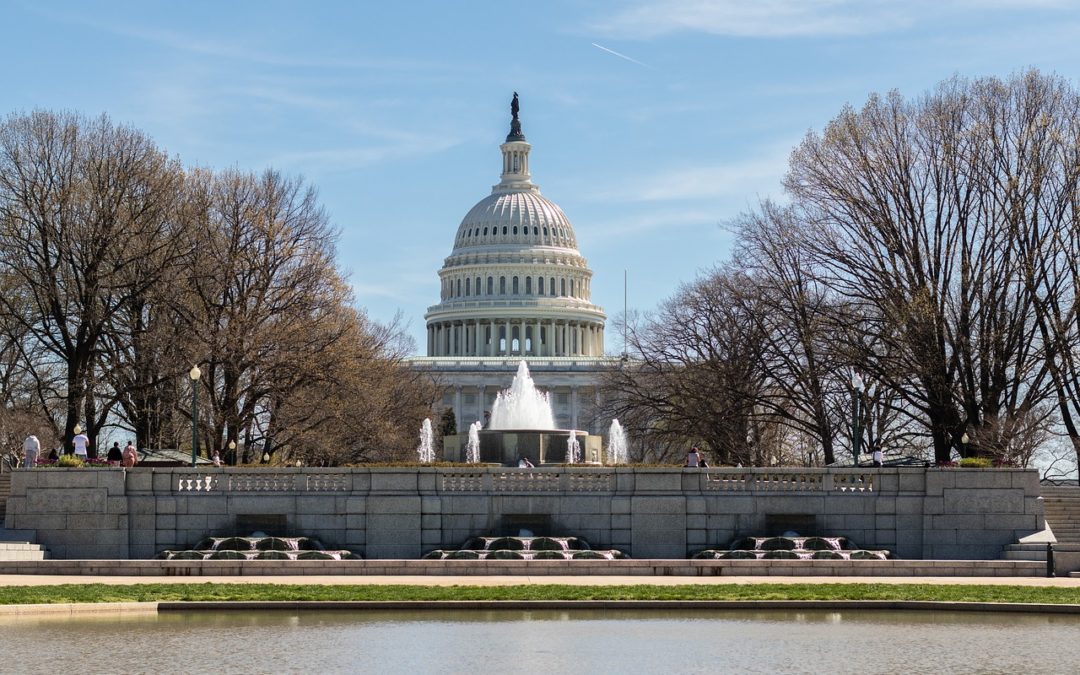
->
[623,269,628,358]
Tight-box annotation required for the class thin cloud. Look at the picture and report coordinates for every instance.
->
[591,43,656,70]
[29,5,460,72]
[591,143,793,203]
[590,0,1072,40]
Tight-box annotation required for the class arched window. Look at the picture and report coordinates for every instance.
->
[533,227,538,235]
[465,278,471,296]
[570,279,575,297]
[543,227,548,236]
[538,277,545,295]
[483,227,488,236]
[456,278,461,297]
[503,226,508,235]
[525,277,532,295]
[512,277,519,294]
[561,278,566,296]
[513,226,518,235]
[550,277,556,295]
[475,277,481,295]
[500,277,507,294]
[487,276,494,295]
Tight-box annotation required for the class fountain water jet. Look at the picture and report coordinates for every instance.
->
[417,418,435,463]
[607,419,627,465]
[466,421,482,464]
[566,433,581,464]
[489,361,555,430]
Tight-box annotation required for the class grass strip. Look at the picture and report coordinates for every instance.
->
[0,583,1079,606]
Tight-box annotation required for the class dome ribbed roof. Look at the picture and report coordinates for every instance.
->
[452,189,578,251]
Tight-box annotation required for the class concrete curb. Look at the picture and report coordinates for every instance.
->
[4,599,1080,617]
[0,601,158,616]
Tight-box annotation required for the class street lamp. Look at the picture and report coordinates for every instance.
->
[189,365,201,468]
[961,432,970,458]
[851,373,865,466]
[228,440,236,465]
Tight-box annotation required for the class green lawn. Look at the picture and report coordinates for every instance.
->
[1,583,1078,605]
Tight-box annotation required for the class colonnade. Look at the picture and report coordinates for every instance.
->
[427,318,604,357]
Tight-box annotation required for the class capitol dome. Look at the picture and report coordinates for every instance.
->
[425,94,605,359]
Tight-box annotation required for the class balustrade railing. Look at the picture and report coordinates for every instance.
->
[173,468,877,494]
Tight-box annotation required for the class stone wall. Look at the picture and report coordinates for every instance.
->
[4,467,1043,560]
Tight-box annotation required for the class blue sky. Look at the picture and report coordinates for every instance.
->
[3,0,1080,353]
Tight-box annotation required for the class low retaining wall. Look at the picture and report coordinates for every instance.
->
[3,467,1043,561]
[0,558,1047,577]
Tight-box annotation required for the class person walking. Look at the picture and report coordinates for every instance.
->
[72,429,90,459]
[107,442,123,464]
[122,441,138,468]
[23,434,40,468]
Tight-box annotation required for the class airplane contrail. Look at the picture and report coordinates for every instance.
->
[591,42,655,70]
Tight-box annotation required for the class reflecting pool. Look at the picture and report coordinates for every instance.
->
[1,608,1078,674]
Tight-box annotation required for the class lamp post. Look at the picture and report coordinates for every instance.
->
[228,440,236,465]
[851,373,864,466]
[961,432,970,458]
[189,365,201,468]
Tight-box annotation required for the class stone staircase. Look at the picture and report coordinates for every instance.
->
[0,472,10,523]
[0,541,46,561]
[1001,543,1050,562]
[1041,485,1080,543]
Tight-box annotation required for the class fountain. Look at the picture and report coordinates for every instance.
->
[466,421,482,463]
[155,535,360,560]
[442,361,602,465]
[423,535,628,560]
[606,419,627,465]
[691,535,893,560]
[417,418,435,463]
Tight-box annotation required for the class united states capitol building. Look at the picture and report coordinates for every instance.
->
[410,95,614,434]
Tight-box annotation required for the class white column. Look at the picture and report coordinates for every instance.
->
[570,386,579,430]
[454,386,463,432]
[490,321,497,356]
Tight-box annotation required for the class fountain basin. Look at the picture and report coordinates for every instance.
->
[444,429,602,465]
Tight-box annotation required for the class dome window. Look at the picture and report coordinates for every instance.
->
[538,278,545,295]
[500,277,506,294]
[561,279,566,297]
[465,278,471,296]
[533,227,538,235]
[487,276,494,295]
[513,277,519,295]
[543,227,548,236]
[550,277,556,295]
[456,278,462,297]
[484,227,488,236]
[525,277,532,295]
[503,226,508,235]
[513,226,518,235]
[476,277,481,296]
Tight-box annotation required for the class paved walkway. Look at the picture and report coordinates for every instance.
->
[2,574,1079,587]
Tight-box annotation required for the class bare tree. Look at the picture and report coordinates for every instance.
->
[0,111,185,453]
[786,72,1057,463]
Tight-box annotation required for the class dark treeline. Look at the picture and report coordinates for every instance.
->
[605,70,1080,474]
[0,110,437,464]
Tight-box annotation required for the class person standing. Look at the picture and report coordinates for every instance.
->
[23,434,40,468]
[122,441,138,468]
[72,430,90,459]
[872,448,883,468]
[107,442,123,464]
